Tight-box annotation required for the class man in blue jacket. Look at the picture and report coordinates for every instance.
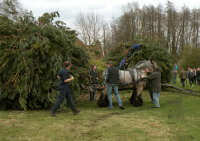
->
[49,61,81,117]
[117,57,127,70]
[127,44,141,58]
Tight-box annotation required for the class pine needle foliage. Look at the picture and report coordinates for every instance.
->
[106,35,173,83]
[0,0,90,110]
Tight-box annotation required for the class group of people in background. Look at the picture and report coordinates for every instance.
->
[174,63,200,87]
[186,67,200,87]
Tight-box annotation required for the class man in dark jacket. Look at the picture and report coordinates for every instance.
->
[142,67,161,108]
[103,62,125,110]
[49,61,81,117]
[89,65,98,101]
[179,68,187,87]
[196,68,200,86]
[127,44,141,58]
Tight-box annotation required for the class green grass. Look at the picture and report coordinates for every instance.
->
[1,85,200,141]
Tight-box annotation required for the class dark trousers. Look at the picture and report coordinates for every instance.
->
[117,65,125,70]
[197,79,200,85]
[127,50,135,58]
[50,87,76,113]
[181,79,185,86]
[194,76,196,84]
[188,78,191,85]
[90,84,96,100]
[190,77,194,84]
[149,87,153,102]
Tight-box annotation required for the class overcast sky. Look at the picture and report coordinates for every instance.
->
[19,0,200,29]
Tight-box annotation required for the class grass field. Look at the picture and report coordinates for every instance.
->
[0,79,200,141]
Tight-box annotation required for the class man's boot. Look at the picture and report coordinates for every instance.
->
[73,110,81,115]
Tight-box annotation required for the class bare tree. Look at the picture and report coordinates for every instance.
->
[73,10,109,56]
[102,22,112,56]
[178,5,190,53]
[0,0,27,19]
[73,10,104,46]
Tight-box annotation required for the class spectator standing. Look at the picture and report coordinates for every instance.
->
[89,65,98,101]
[173,67,177,84]
[179,68,187,87]
[175,63,178,70]
[189,69,195,87]
[196,68,200,86]
[194,69,197,85]
[187,67,191,86]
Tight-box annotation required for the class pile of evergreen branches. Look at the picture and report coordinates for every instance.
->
[106,35,173,83]
[0,1,90,110]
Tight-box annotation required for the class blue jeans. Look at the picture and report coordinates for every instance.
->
[127,51,133,58]
[173,75,177,84]
[107,85,123,109]
[181,79,185,86]
[152,92,160,107]
[50,87,77,113]
[117,65,124,70]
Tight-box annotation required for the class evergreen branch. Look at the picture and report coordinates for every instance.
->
[0,58,10,70]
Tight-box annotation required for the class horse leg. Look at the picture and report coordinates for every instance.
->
[130,91,143,107]
[97,85,109,107]
[130,83,144,107]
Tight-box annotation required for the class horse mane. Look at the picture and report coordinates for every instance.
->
[131,60,147,69]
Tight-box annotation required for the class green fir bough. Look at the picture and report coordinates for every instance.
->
[0,1,90,110]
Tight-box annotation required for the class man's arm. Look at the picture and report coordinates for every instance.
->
[96,71,98,80]
[57,70,61,79]
[143,72,156,80]
[103,69,109,85]
[62,70,73,83]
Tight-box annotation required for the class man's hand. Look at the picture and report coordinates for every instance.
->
[96,77,98,80]
[57,75,60,79]
[146,68,150,72]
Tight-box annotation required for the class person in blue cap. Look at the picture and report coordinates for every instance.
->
[127,44,141,58]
